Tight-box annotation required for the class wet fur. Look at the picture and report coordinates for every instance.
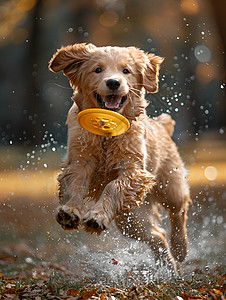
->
[49,43,192,273]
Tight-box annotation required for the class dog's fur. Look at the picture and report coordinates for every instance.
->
[49,43,192,273]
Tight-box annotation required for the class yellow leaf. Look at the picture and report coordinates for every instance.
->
[212,288,222,295]
[80,288,98,300]
[66,288,79,296]
[100,293,105,300]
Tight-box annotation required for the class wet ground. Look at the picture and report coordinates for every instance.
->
[0,138,225,288]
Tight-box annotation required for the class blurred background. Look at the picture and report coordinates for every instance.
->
[0,0,226,145]
[0,0,225,281]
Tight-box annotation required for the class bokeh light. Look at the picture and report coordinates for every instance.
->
[195,63,215,83]
[99,11,119,27]
[17,0,37,12]
[204,166,218,181]
[180,0,200,15]
[0,0,38,46]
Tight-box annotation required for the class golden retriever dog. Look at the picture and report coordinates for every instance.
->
[49,43,192,273]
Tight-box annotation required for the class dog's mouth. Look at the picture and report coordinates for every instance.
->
[95,93,127,111]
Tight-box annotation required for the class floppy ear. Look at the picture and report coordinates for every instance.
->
[143,54,164,93]
[49,43,96,83]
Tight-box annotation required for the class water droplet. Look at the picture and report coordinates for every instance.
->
[194,45,212,63]
[216,216,223,224]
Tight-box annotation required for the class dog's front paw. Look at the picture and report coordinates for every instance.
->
[83,212,109,234]
[56,205,81,230]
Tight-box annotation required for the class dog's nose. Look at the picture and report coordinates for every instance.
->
[106,79,121,90]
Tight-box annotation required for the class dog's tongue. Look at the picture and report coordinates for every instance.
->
[103,95,121,109]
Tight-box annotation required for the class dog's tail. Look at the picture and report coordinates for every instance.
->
[155,113,175,136]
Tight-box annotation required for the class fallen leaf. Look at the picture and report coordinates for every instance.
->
[3,294,18,299]
[100,293,105,300]
[212,288,222,295]
[206,290,217,300]
[111,258,118,265]
[1,277,18,282]
[180,293,203,299]
[79,287,98,299]
[218,274,226,285]
[66,288,80,296]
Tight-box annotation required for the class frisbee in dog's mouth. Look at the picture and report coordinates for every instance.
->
[77,108,130,136]
[95,93,127,111]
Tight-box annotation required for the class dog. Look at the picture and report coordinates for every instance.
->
[49,43,192,273]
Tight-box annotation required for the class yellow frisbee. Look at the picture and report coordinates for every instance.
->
[77,108,130,136]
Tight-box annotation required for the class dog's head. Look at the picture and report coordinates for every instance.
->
[49,43,163,118]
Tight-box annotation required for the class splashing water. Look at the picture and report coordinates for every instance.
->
[61,224,176,287]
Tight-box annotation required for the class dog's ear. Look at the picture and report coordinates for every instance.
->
[49,43,96,79]
[143,54,164,93]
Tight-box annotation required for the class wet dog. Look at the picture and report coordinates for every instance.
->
[49,43,192,273]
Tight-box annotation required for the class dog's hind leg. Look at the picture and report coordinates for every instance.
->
[169,197,190,262]
[115,201,177,274]
[156,166,192,263]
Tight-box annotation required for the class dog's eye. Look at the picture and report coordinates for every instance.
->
[123,68,130,74]
[94,67,102,73]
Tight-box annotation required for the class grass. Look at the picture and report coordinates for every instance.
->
[0,269,225,299]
